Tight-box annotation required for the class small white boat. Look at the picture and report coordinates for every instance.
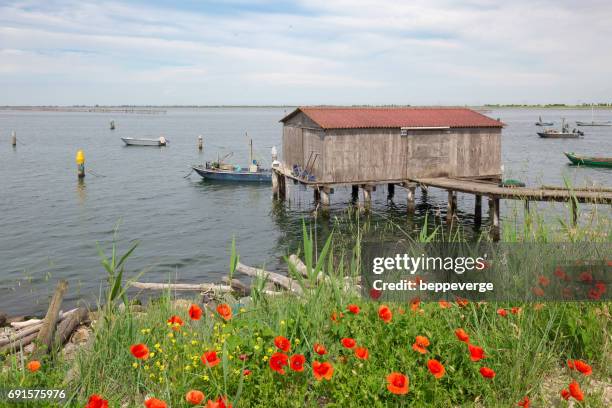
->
[121,136,168,146]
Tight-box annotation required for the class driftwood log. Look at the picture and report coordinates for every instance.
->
[0,309,78,353]
[35,280,68,355]
[288,254,327,283]
[130,282,233,292]
[54,307,88,347]
[236,262,303,295]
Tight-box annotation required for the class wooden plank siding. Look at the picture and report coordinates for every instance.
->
[281,123,501,184]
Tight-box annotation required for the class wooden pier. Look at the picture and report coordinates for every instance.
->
[273,106,612,239]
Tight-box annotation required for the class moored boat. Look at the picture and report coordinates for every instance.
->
[576,104,611,126]
[537,119,583,138]
[564,152,612,168]
[121,137,168,146]
[535,116,554,126]
[192,163,272,182]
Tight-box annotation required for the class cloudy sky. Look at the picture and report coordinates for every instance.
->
[1,0,611,105]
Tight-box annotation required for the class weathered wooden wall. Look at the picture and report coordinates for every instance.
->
[282,122,501,183]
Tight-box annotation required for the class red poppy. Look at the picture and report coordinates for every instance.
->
[412,335,429,354]
[497,308,507,317]
[201,351,221,367]
[290,354,305,372]
[188,304,203,320]
[378,305,392,323]
[560,389,571,400]
[573,360,592,376]
[26,360,41,372]
[341,338,356,349]
[427,359,445,379]
[538,275,550,287]
[167,315,184,330]
[206,396,232,408]
[186,390,205,405]
[354,347,369,360]
[144,398,167,408]
[243,369,252,376]
[86,394,109,408]
[568,380,584,401]
[479,366,495,379]
[331,311,344,322]
[216,304,232,320]
[579,271,593,283]
[312,361,334,380]
[274,336,291,352]
[386,372,409,395]
[269,352,289,375]
[517,396,530,408]
[313,343,327,355]
[438,300,451,309]
[567,359,575,369]
[456,297,469,307]
[468,344,485,361]
[510,306,521,315]
[532,286,545,297]
[588,289,601,300]
[455,328,469,343]
[595,281,606,294]
[369,288,382,300]
[347,304,360,314]
[554,266,568,281]
[130,344,149,360]
[409,297,421,311]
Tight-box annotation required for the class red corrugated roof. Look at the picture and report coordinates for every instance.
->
[281,106,503,129]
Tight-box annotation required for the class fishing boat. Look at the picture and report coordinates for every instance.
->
[564,152,612,168]
[121,136,168,146]
[191,138,272,182]
[535,116,554,126]
[537,119,584,138]
[576,104,612,126]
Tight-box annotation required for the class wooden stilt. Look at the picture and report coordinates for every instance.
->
[407,186,416,214]
[491,197,500,241]
[362,186,372,212]
[314,188,321,203]
[272,171,279,199]
[387,183,395,201]
[474,194,482,226]
[447,190,456,224]
[320,187,331,216]
[524,200,530,212]
[279,176,287,200]
[571,200,578,226]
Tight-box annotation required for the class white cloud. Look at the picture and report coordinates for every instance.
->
[0,0,611,104]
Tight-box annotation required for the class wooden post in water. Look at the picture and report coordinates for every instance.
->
[278,176,287,201]
[320,187,331,216]
[362,185,373,212]
[407,185,416,214]
[75,149,85,179]
[198,135,203,151]
[387,183,395,201]
[491,197,500,241]
[446,190,457,224]
[474,195,482,226]
[271,171,279,199]
[11,131,16,147]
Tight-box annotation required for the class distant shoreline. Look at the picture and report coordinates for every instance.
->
[1,104,612,113]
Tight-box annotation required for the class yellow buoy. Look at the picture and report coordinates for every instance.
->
[76,150,85,178]
[75,150,85,165]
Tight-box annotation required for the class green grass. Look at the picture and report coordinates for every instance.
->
[0,209,610,407]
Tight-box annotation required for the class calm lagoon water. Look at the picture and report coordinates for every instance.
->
[1,107,610,314]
